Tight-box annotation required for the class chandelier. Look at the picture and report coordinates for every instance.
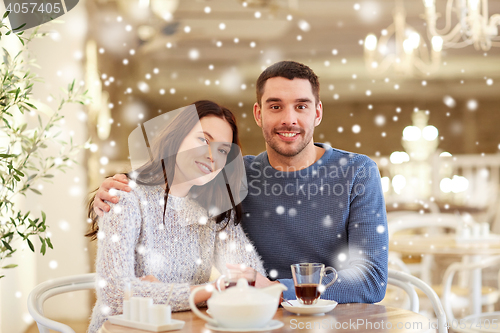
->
[141,0,179,20]
[364,0,443,77]
[388,111,440,198]
[423,0,500,51]
[401,111,439,161]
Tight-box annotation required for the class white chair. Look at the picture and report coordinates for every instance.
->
[381,259,424,309]
[381,252,415,310]
[442,255,500,328]
[27,273,96,333]
[388,211,465,284]
[388,212,499,316]
[387,211,467,237]
[388,269,448,333]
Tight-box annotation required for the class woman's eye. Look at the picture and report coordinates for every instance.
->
[219,149,228,155]
[198,137,209,144]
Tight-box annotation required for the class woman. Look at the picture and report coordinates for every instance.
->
[86,101,265,332]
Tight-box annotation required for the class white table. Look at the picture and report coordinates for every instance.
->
[390,234,500,315]
[100,304,437,333]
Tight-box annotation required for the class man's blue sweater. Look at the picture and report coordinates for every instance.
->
[241,143,388,303]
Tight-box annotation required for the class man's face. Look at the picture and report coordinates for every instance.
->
[253,77,322,158]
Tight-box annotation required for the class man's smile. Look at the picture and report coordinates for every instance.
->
[276,131,301,141]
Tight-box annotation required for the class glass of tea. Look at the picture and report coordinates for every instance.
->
[216,266,257,291]
[291,263,338,305]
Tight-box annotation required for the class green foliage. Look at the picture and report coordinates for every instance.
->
[0,11,89,278]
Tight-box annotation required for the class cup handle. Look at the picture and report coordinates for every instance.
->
[322,266,338,291]
[188,286,218,327]
[216,275,225,291]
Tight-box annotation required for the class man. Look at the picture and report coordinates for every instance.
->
[93,61,388,303]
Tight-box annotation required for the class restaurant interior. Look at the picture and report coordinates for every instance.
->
[1,0,500,332]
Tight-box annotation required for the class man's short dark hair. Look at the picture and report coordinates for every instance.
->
[256,61,320,107]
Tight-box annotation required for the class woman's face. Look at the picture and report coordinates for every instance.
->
[174,115,234,187]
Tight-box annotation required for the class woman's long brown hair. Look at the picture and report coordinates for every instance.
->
[85,100,243,240]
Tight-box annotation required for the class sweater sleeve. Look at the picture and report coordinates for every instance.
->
[213,216,266,276]
[280,159,388,303]
[94,190,192,318]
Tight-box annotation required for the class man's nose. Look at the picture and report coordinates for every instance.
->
[281,107,298,126]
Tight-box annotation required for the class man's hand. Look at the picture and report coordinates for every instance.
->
[93,174,131,216]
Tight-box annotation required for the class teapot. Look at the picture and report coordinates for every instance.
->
[189,278,287,329]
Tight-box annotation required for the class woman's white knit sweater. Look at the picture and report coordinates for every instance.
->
[88,184,265,332]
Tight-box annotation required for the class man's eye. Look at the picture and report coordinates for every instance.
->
[270,105,280,110]
[297,105,307,109]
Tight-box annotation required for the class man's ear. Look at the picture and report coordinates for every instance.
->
[253,102,263,128]
[315,101,323,127]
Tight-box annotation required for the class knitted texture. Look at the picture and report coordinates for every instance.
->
[88,184,265,333]
[241,143,388,303]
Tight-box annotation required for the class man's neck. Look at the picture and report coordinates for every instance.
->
[266,143,325,171]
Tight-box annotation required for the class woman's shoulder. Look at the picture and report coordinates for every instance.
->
[98,184,164,227]
[132,183,163,196]
[112,183,163,206]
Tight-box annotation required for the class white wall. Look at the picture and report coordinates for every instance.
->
[0,2,90,332]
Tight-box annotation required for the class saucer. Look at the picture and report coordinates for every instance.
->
[205,319,283,332]
[281,299,338,315]
[108,315,185,332]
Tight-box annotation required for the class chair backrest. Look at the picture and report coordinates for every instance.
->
[27,273,96,333]
[388,252,412,274]
[387,212,467,238]
[385,199,441,214]
[441,256,500,323]
[388,269,448,333]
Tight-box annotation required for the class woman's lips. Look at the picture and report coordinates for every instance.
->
[195,161,213,174]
